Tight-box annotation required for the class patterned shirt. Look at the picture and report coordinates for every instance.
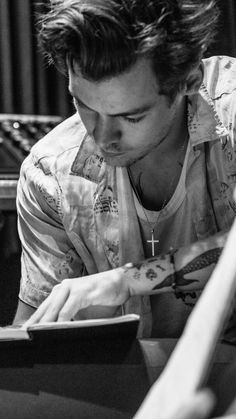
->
[17,56,236,338]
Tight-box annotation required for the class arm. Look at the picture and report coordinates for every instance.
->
[13,300,36,325]
[16,153,118,323]
[24,229,227,325]
[134,216,236,419]
[161,389,215,419]
[125,230,226,297]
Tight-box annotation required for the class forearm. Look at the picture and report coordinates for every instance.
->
[122,230,228,298]
[23,231,229,324]
[13,299,36,325]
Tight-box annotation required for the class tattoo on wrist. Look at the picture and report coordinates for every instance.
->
[123,258,166,281]
[122,247,223,295]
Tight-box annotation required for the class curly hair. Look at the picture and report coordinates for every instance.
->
[37,0,219,99]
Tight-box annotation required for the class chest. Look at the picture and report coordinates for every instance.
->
[129,157,183,211]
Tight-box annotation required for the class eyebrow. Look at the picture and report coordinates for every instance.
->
[68,89,154,117]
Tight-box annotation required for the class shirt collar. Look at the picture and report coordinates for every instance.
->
[187,83,230,147]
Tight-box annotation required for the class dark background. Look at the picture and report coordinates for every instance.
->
[0,0,235,326]
[0,0,236,117]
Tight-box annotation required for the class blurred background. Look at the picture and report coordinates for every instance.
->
[0,0,236,117]
[0,0,235,325]
[0,0,73,117]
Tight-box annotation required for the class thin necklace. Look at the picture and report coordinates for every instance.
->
[127,134,188,257]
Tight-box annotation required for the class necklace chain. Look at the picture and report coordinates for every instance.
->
[128,134,188,256]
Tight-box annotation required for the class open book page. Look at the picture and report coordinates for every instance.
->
[0,325,29,341]
[0,314,140,342]
[27,314,140,331]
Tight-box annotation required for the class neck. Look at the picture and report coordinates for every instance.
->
[131,96,188,173]
[128,100,189,211]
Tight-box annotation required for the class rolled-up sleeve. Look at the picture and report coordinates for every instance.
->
[17,153,85,308]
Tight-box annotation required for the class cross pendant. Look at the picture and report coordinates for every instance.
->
[147,229,159,257]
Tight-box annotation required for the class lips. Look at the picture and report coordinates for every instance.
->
[100,149,124,158]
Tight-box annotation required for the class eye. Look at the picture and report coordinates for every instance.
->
[122,115,144,124]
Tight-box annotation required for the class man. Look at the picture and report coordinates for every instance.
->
[14,0,236,341]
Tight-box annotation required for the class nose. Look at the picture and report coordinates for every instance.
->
[92,115,122,152]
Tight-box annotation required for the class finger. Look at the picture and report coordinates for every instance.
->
[37,286,71,323]
[57,294,82,322]
[23,285,70,326]
[22,298,52,328]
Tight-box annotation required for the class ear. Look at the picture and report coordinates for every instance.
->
[183,62,204,96]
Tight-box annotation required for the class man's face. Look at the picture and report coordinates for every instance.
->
[68,58,185,167]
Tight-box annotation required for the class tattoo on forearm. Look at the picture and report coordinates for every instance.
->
[146,269,157,280]
[153,273,179,290]
[155,264,165,271]
[181,247,223,274]
[123,257,161,273]
[153,247,223,291]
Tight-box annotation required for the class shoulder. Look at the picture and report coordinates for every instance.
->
[32,112,86,160]
[21,113,87,177]
[202,55,236,98]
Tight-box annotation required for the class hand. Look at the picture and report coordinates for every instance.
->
[24,267,129,326]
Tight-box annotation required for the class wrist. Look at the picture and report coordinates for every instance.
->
[120,255,175,297]
[115,266,131,300]
[119,262,138,297]
[88,267,129,307]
